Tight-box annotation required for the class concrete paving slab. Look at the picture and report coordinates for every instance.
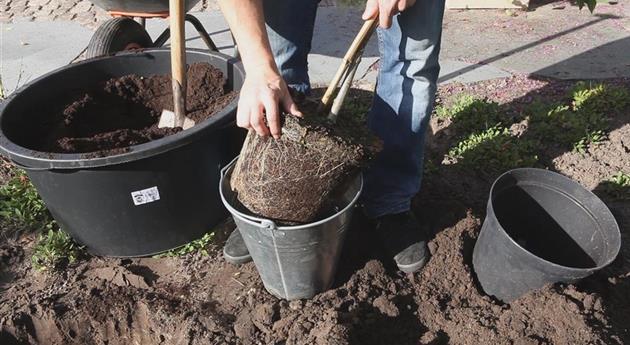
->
[0,8,513,99]
[3,0,629,90]
[1,19,92,93]
[440,2,630,79]
[438,60,512,84]
[13,3,630,99]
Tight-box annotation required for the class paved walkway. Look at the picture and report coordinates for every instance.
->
[1,0,629,94]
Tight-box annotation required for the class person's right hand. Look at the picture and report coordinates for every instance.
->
[236,70,303,139]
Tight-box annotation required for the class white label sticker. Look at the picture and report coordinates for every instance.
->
[131,186,161,206]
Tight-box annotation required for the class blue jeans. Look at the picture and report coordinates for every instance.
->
[264,0,445,218]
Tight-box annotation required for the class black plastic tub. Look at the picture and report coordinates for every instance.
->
[472,168,621,302]
[0,49,245,257]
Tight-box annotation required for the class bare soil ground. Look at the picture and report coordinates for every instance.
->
[1,76,628,345]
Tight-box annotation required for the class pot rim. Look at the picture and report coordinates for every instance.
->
[0,48,243,170]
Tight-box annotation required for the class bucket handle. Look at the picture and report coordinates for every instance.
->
[221,156,282,228]
[220,156,239,178]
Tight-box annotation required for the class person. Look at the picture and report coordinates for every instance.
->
[218,0,445,273]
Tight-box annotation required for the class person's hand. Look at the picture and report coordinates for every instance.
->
[237,70,302,139]
[362,0,417,28]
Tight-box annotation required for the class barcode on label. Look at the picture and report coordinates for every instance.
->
[131,186,161,206]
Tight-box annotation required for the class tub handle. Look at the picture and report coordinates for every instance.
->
[10,160,53,171]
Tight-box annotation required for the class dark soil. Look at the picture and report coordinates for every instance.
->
[230,96,379,224]
[0,80,628,345]
[37,62,236,156]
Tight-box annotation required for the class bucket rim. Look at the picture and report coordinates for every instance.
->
[220,157,363,231]
[0,48,243,170]
[487,167,621,273]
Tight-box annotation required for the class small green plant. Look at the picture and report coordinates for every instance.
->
[447,125,537,173]
[572,82,630,114]
[0,170,51,228]
[610,172,630,187]
[31,224,82,271]
[599,171,630,200]
[529,83,629,153]
[435,95,503,135]
[434,95,478,119]
[155,231,215,257]
[576,0,597,12]
[0,169,83,270]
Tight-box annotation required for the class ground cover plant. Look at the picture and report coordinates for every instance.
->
[0,170,49,230]
[0,75,628,345]
[155,231,215,258]
[598,171,630,200]
[0,169,82,270]
[31,225,81,271]
[436,81,630,178]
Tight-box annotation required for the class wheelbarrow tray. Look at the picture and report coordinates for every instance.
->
[90,0,199,14]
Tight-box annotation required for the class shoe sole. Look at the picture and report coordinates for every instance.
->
[397,255,429,274]
[223,249,252,265]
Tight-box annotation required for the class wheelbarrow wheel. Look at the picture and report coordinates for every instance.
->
[86,18,153,59]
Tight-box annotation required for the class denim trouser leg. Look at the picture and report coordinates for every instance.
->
[362,0,446,218]
[263,1,445,218]
[263,0,320,94]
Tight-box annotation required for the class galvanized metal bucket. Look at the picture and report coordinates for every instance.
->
[220,158,363,300]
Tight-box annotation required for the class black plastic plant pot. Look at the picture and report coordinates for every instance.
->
[472,168,621,302]
[0,49,245,257]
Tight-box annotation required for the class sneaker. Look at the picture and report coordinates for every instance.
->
[223,229,252,265]
[374,211,429,273]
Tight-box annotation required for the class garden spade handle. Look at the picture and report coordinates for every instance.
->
[320,17,378,112]
[169,0,186,127]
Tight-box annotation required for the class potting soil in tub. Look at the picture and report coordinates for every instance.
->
[32,62,237,157]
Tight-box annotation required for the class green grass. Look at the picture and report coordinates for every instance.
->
[154,231,215,258]
[31,225,82,271]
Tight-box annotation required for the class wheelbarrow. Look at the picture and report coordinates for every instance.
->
[85,0,231,58]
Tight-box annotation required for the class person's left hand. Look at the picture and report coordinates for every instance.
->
[361,0,416,29]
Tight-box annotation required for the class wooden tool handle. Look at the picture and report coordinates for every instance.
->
[320,18,378,111]
[170,0,186,127]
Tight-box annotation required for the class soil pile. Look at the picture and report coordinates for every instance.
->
[1,208,626,345]
[37,63,236,156]
[231,99,379,224]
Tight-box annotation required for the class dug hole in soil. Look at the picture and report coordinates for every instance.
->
[35,62,236,156]
[1,79,629,345]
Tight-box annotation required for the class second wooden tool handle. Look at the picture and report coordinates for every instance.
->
[320,18,378,110]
